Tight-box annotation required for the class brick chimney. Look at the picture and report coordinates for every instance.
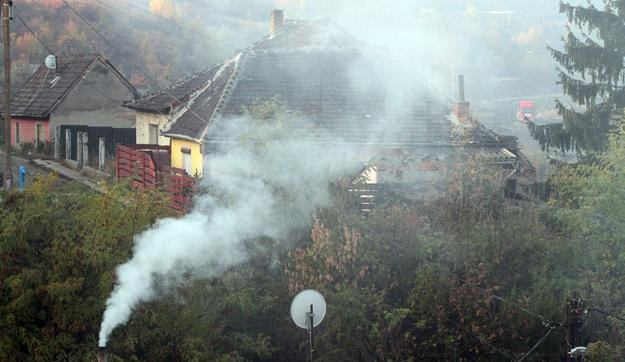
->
[97,347,107,362]
[271,9,284,35]
[453,75,470,125]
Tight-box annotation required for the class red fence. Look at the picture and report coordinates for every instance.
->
[116,144,195,212]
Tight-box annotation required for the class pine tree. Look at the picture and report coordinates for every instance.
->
[530,1,625,153]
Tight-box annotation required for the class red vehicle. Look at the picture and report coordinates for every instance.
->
[517,100,536,123]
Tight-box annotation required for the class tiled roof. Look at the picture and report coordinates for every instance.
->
[159,15,533,183]
[8,54,135,118]
[210,50,452,146]
[124,67,218,114]
[162,18,453,145]
[163,59,239,140]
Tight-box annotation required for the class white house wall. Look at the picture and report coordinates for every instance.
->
[135,111,170,146]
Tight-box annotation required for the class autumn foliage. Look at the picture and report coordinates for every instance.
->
[6,0,227,91]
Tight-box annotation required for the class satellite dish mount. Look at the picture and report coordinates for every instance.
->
[290,289,326,362]
[307,304,315,362]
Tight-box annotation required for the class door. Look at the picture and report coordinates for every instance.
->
[148,124,158,144]
[181,148,192,175]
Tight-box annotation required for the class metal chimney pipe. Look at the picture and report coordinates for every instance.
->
[458,74,465,102]
[97,346,107,362]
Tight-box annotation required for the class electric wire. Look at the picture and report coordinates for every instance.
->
[516,326,556,362]
[13,12,53,54]
[586,305,625,323]
[60,0,216,129]
[22,2,580,358]
[385,238,564,360]
[386,238,561,326]
[441,313,518,361]
[14,9,178,131]
[492,295,563,328]
[99,0,236,51]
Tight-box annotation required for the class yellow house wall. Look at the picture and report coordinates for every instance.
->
[135,111,170,146]
[170,138,203,176]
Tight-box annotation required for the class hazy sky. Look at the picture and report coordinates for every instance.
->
[142,0,579,100]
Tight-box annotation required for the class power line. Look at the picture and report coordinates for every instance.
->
[387,238,561,327]
[442,313,518,361]
[587,305,625,323]
[60,0,217,128]
[14,9,176,122]
[99,0,236,51]
[516,326,557,362]
[13,12,53,54]
[385,238,565,360]
[492,295,563,328]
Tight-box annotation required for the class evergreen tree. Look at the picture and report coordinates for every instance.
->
[530,1,625,153]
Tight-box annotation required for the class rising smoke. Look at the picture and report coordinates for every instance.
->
[98,117,363,346]
[99,0,566,346]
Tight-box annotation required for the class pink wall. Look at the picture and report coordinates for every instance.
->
[11,118,50,146]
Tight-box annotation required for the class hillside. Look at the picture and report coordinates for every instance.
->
[5,0,251,92]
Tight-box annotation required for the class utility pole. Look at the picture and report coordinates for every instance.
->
[566,296,584,362]
[2,0,11,189]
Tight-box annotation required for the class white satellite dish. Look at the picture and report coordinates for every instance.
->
[290,289,326,329]
[44,55,56,70]
[290,289,327,361]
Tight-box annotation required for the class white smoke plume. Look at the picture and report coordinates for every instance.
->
[98,116,363,347]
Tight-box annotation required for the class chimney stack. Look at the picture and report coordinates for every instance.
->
[453,74,470,125]
[458,74,465,102]
[271,9,284,35]
[97,346,107,362]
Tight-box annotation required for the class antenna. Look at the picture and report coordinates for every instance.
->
[44,54,56,71]
[290,289,326,361]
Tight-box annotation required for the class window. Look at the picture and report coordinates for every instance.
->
[15,122,20,144]
[36,124,43,144]
[181,147,192,175]
[148,124,158,144]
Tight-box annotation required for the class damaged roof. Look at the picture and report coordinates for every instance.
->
[162,18,453,145]
[124,66,220,114]
[164,58,239,140]
[7,54,137,119]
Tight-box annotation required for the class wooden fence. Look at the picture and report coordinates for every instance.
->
[116,144,195,212]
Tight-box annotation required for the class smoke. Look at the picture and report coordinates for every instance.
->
[98,116,363,347]
[98,0,571,346]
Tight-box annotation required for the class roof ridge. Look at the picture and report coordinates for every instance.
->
[135,65,218,102]
[162,54,243,140]
[198,52,246,140]
[9,54,102,118]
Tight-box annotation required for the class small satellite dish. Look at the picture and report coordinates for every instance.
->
[44,55,56,70]
[290,289,326,329]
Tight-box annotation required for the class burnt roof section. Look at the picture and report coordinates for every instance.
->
[124,67,218,114]
[8,54,137,119]
[210,50,452,146]
[163,18,454,144]
[163,59,239,140]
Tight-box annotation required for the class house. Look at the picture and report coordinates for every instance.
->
[123,65,233,176]
[123,10,534,199]
[6,54,138,152]
[156,10,455,177]
[123,67,223,148]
